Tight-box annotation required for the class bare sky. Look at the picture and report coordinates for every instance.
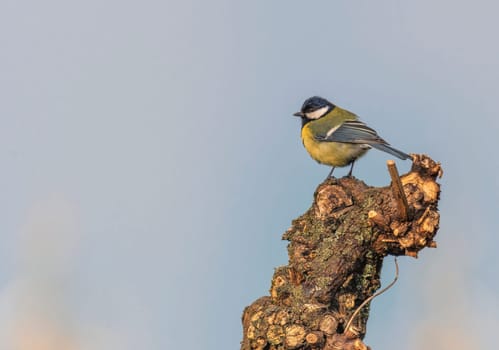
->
[1,0,498,349]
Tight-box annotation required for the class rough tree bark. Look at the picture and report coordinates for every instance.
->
[241,154,442,350]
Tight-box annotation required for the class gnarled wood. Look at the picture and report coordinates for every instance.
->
[241,154,442,350]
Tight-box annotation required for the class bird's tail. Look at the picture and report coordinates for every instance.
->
[370,143,411,160]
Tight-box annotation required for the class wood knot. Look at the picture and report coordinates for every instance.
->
[305,331,325,346]
[315,185,353,218]
[409,154,443,179]
[266,325,285,345]
[326,334,370,350]
[319,314,339,335]
[284,325,306,348]
[368,210,390,230]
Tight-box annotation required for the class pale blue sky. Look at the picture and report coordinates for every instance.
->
[0,0,498,349]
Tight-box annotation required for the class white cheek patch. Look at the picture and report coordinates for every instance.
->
[305,106,329,120]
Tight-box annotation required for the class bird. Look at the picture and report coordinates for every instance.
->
[293,96,411,178]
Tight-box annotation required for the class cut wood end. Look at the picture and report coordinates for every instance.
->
[319,314,338,335]
[285,325,306,348]
[305,331,324,345]
[266,325,285,345]
[368,210,389,230]
[352,338,369,350]
[405,250,418,258]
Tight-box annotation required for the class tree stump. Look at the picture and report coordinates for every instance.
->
[241,154,442,350]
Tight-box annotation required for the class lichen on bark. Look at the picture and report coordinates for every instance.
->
[241,154,442,350]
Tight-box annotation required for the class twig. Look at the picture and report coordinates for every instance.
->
[344,257,399,333]
[417,206,431,224]
[387,160,410,220]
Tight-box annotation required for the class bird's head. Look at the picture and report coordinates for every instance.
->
[293,96,335,121]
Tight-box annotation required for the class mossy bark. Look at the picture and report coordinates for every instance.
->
[241,154,442,350]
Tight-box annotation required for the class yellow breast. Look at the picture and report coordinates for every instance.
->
[301,125,368,167]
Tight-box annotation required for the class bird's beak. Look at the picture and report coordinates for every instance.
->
[293,111,304,117]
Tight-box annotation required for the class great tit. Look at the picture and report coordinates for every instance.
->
[294,96,410,177]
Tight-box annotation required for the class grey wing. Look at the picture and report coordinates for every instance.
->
[318,119,386,144]
[317,120,411,160]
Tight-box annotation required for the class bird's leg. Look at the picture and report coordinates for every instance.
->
[347,161,355,177]
[327,167,336,178]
